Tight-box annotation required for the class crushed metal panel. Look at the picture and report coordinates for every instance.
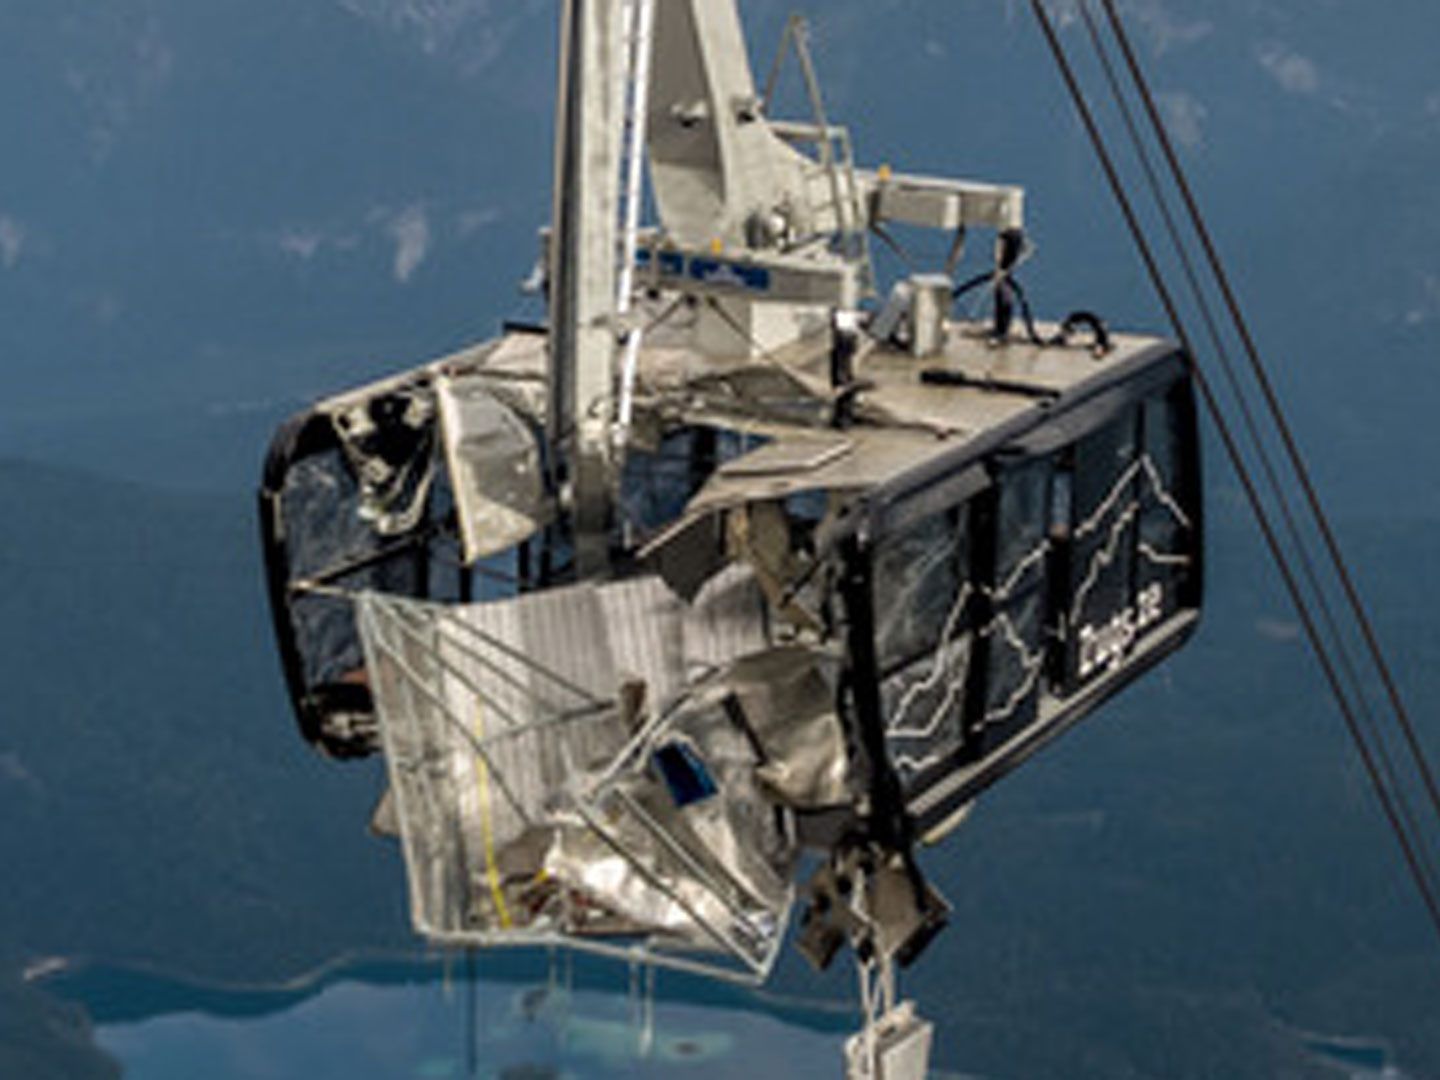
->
[435,373,548,564]
[640,511,731,602]
[724,647,851,810]
[593,576,690,711]
[679,563,773,675]
[355,568,791,979]
[358,590,627,938]
[727,500,823,633]
[681,361,835,426]
[716,434,853,477]
[686,428,958,516]
[578,685,796,970]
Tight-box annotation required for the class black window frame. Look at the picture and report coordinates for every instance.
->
[833,346,1205,837]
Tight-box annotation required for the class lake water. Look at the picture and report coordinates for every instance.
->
[54,954,1413,1079]
[50,955,868,1080]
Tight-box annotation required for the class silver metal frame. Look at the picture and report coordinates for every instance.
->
[356,591,793,986]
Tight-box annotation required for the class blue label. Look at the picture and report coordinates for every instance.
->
[688,257,772,293]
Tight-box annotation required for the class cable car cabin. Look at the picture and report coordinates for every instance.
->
[255,4,1215,1057]
[830,340,1202,842]
[260,313,1202,844]
[258,340,550,760]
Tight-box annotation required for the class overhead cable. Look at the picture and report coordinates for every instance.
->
[1028,0,1440,946]
[1097,0,1440,834]
[1072,0,1440,900]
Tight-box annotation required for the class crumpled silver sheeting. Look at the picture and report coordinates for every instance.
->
[723,647,851,810]
[435,373,547,563]
[572,687,795,967]
[355,566,812,977]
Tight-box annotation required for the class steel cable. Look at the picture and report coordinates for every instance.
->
[1073,0,1440,902]
[1029,0,1440,945]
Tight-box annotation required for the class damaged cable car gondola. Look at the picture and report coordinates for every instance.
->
[259,1,1202,1074]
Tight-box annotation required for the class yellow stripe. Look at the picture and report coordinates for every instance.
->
[472,703,513,930]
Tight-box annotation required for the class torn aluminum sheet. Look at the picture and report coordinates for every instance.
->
[357,586,623,939]
[666,361,834,428]
[637,426,955,602]
[640,495,825,615]
[564,683,795,970]
[640,511,731,603]
[435,373,549,564]
[723,647,851,810]
[726,500,824,634]
[798,843,949,975]
[355,563,798,978]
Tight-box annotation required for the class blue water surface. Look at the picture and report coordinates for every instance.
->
[62,957,860,1080]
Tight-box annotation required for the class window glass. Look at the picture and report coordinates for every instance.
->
[861,367,1203,818]
[981,587,1046,749]
[1137,383,1197,624]
[994,456,1050,593]
[882,633,972,786]
[981,457,1052,750]
[872,505,968,675]
[1067,407,1141,685]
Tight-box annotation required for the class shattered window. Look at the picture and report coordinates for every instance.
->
[281,447,382,581]
[269,403,492,758]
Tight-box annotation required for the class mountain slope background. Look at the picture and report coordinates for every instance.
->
[0,461,412,1077]
[3,0,1439,504]
[2,1,1439,1076]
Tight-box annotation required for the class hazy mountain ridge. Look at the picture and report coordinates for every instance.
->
[0,0,556,463]
[0,459,410,985]
[0,967,117,1080]
[3,0,1438,505]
